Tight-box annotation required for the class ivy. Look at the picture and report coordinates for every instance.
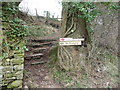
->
[2,2,30,58]
[63,2,119,41]
[101,2,120,10]
[2,3,30,40]
[4,18,29,39]
[72,3,100,22]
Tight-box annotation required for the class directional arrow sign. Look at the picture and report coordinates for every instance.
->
[59,38,84,46]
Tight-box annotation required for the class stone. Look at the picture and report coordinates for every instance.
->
[2,66,13,72]
[14,53,24,58]
[6,59,10,62]
[0,75,2,84]
[4,73,13,78]
[11,58,24,65]
[0,66,3,74]
[0,75,2,78]
[7,80,22,88]
[3,79,13,85]
[14,71,23,79]
[18,85,22,88]
[24,85,29,88]
[3,61,10,66]
[6,77,16,80]
[14,64,24,70]
[0,62,2,65]
[13,50,24,54]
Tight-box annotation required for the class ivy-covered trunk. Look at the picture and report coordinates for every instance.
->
[57,3,89,72]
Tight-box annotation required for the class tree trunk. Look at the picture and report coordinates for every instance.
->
[58,3,89,72]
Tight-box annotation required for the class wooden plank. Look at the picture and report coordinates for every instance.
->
[33,47,49,51]
[27,42,53,47]
[31,61,48,65]
[25,53,43,58]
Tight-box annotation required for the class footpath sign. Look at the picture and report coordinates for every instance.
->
[59,38,84,46]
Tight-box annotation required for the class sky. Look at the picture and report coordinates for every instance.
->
[19,0,62,18]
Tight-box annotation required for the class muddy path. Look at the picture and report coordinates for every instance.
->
[24,37,62,88]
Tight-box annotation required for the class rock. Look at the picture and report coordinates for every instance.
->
[44,76,50,80]
[0,62,2,65]
[6,59,10,62]
[14,64,24,70]
[11,58,24,65]
[4,73,13,78]
[7,80,22,88]
[15,71,23,79]
[0,74,2,85]
[0,66,3,74]
[18,85,22,88]
[24,85,29,88]
[14,53,24,58]
[2,66,13,72]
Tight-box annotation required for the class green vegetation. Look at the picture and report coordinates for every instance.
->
[49,2,119,88]
[29,24,57,37]
[1,2,119,88]
[2,2,30,58]
[2,3,30,39]
[49,48,119,88]
[63,2,119,37]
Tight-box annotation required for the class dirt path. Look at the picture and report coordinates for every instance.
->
[24,37,62,88]
[24,61,62,88]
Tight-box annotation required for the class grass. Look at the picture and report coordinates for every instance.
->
[49,67,74,87]
[49,48,119,88]
[28,23,58,38]
[49,66,91,88]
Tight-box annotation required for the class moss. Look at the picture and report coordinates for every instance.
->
[4,73,13,78]
[14,71,23,79]
[11,58,24,65]
[14,64,24,71]
[50,68,73,87]
[7,80,22,88]
[49,46,59,66]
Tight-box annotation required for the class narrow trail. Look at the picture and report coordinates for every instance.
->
[24,37,62,88]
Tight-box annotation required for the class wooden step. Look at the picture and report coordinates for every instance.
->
[31,61,48,65]
[33,42,52,45]
[27,42,53,47]
[30,53,43,57]
[33,47,49,51]
[25,36,59,42]
[24,53,43,59]
[31,39,57,42]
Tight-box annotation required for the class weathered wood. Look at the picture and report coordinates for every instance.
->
[25,36,59,41]
[33,47,49,51]
[27,42,53,47]
[31,61,48,65]
[25,53,43,59]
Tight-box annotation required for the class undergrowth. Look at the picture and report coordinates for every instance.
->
[28,23,58,37]
[49,46,119,88]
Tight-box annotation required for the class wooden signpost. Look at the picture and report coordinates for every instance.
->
[59,38,84,46]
